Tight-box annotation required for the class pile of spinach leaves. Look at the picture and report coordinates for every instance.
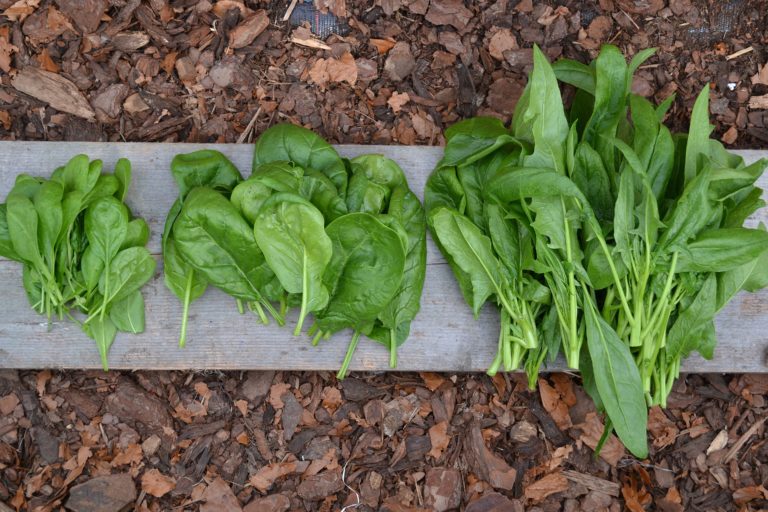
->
[0,155,156,370]
[426,44,768,458]
[164,124,427,378]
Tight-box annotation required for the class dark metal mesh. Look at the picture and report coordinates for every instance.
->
[289,0,350,39]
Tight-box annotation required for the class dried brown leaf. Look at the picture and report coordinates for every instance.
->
[428,420,450,459]
[321,386,342,414]
[249,460,310,493]
[387,91,410,113]
[111,443,143,467]
[648,406,678,449]
[576,412,625,466]
[538,378,571,430]
[0,394,19,416]
[524,472,569,503]
[0,37,14,74]
[2,0,40,21]
[141,469,176,498]
[36,48,60,73]
[370,38,396,54]
[200,477,242,512]
[268,382,291,409]
[419,372,445,391]
[234,399,249,417]
[488,28,517,60]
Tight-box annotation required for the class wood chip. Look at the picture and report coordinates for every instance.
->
[725,46,753,61]
[562,470,620,497]
[229,10,269,49]
[11,67,95,120]
[748,94,768,110]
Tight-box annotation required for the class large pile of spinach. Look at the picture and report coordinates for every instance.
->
[0,155,156,370]
[163,124,426,378]
[426,44,768,458]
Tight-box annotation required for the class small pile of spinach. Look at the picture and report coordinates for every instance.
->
[164,124,427,378]
[0,155,156,370]
[426,44,768,458]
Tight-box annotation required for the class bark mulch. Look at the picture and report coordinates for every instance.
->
[0,0,767,146]
[0,370,766,511]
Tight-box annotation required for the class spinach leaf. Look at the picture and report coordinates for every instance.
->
[173,187,273,302]
[584,299,648,458]
[171,150,243,200]
[253,193,332,335]
[109,290,146,334]
[253,123,347,194]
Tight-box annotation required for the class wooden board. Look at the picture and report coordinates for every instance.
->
[1,142,767,372]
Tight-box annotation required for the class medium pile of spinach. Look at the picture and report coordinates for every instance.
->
[164,124,427,378]
[426,44,768,458]
[0,155,156,370]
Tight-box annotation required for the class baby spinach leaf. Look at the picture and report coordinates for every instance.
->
[83,315,118,371]
[0,204,21,261]
[6,194,45,270]
[85,196,129,266]
[438,117,521,168]
[114,158,131,202]
[521,45,569,174]
[98,246,156,305]
[121,218,150,250]
[109,290,145,334]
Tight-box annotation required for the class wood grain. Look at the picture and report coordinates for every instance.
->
[0,142,766,372]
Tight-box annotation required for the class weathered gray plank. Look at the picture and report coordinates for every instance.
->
[0,142,766,372]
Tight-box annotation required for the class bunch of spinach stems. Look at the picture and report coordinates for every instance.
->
[0,156,156,370]
[163,124,427,379]
[425,45,768,457]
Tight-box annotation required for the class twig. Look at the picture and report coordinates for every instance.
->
[282,0,298,21]
[237,107,262,143]
[726,46,754,61]
[621,9,640,31]
[724,416,766,462]
[290,35,332,50]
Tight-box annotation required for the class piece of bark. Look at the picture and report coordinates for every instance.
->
[562,470,620,497]
[466,493,524,512]
[296,469,343,501]
[66,473,137,512]
[111,31,150,51]
[465,423,517,490]
[55,0,106,33]
[11,67,95,120]
[104,379,173,434]
[229,10,268,49]
[423,467,462,511]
